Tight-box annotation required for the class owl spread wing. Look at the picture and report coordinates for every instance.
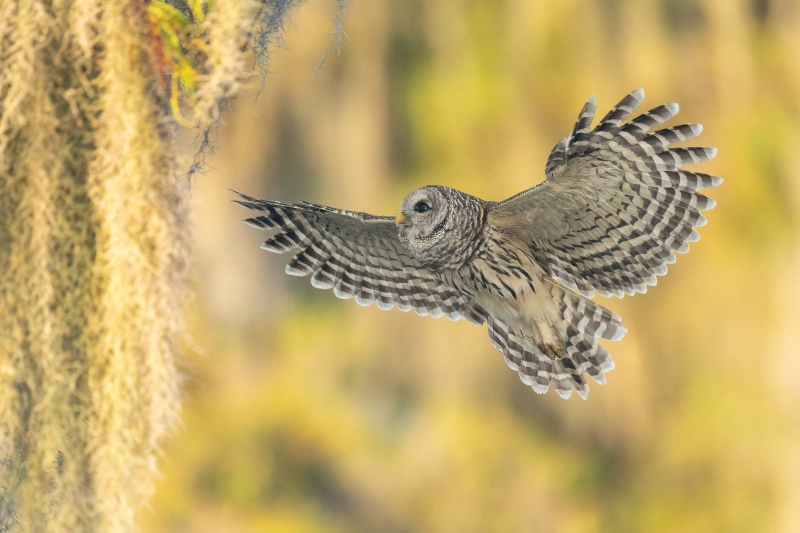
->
[488,89,721,298]
[233,192,488,324]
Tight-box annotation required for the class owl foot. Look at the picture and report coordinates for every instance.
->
[543,340,565,361]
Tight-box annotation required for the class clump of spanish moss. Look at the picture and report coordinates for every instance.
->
[155,0,351,175]
[0,0,342,530]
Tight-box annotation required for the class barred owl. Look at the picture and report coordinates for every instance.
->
[234,89,720,399]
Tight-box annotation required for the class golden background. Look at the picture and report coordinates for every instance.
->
[141,1,800,531]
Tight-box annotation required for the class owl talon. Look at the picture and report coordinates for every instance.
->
[544,341,565,360]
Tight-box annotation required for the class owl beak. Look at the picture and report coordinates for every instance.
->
[395,212,408,227]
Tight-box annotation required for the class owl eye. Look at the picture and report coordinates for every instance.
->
[413,201,431,213]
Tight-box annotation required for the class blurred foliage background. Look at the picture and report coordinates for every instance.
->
[139,0,800,531]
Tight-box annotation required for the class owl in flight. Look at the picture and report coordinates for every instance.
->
[234,89,720,399]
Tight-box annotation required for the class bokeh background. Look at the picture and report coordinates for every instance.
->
[139,0,800,531]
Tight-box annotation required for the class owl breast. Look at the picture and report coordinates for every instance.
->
[436,230,561,335]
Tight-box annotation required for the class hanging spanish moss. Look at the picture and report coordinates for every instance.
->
[0,0,343,530]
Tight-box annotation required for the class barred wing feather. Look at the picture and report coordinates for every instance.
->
[233,192,488,324]
[490,88,721,298]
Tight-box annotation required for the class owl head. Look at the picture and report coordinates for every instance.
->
[396,185,483,268]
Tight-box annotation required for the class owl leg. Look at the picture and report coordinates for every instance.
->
[531,319,565,360]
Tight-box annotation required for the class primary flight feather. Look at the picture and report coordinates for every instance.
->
[234,88,721,399]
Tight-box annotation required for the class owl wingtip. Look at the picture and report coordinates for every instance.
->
[665,102,680,115]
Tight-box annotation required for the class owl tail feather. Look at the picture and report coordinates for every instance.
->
[486,282,626,400]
